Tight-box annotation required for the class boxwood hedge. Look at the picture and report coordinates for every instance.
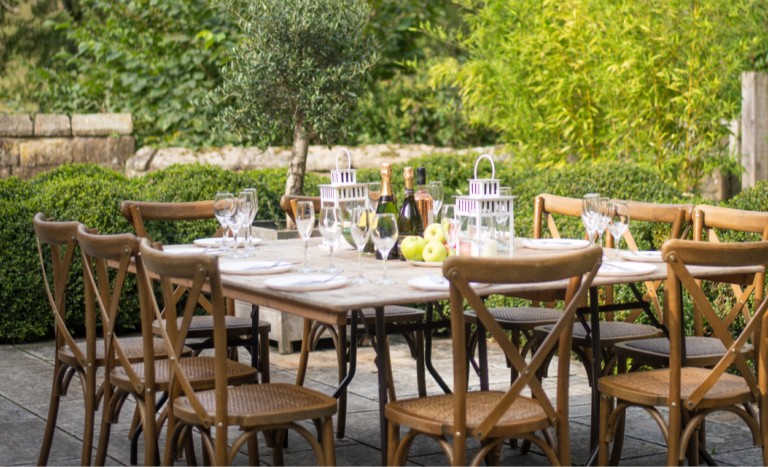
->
[1,157,763,343]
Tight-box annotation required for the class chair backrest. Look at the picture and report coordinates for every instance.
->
[33,213,91,366]
[690,205,768,335]
[661,239,768,411]
[442,245,602,465]
[138,238,229,436]
[279,195,322,226]
[76,225,155,392]
[120,200,223,242]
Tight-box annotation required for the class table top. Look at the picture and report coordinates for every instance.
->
[170,237,761,325]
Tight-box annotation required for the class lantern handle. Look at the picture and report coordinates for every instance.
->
[473,154,495,179]
[336,148,352,171]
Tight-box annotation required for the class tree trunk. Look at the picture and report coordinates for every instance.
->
[285,118,310,227]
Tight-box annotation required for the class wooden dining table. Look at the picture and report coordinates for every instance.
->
[166,237,761,465]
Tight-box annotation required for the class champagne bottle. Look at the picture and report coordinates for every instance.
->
[414,167,433,228]
[374,162,400,260]
[397,167,424,260]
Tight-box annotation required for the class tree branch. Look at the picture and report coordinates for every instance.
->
[0,0,19,14]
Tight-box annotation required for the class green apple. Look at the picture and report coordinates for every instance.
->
[422,240,448,262]
[423,223,447,243]
[401,236,427,261]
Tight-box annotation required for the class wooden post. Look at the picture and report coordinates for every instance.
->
[741,71,768,189]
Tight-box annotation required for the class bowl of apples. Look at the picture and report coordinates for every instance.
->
[401,223,450,267]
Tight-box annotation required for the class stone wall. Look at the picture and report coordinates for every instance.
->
[0,113,135,179]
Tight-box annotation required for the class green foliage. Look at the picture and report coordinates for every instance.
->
[208,0,376,147]
[431,0,768,193]
[25,0,238,147]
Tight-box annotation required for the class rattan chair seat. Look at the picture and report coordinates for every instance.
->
[173,382,337,427]
[466,306,562,327]
[153,315,270,338]
[385,391,551,438]
[598,367,753,409]
[538,321,663,346]
[110,356,257,392]
[59,336,169,366]
[355,305,425,322]
[615,336,753,368]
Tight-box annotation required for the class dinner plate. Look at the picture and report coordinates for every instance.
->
[264,274,349,292]
[193,237,262,248]
[406,260,444,268]
[407,275,489,291]
[597,261,657,277]
[619,250,663,263]
[520,238,590,250]
[219,260,293,275]
[163,244,218,255]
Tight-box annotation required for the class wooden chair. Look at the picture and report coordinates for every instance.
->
[598,239,768,465]
[138,238,337,466]
[281,196,427,438]
[385,245,602,465]
[530,195,691,381]
[120,200,271,383]
[616,205,768,370]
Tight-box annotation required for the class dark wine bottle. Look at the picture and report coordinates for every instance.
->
[397,167,423,260]
[374,162,400,260]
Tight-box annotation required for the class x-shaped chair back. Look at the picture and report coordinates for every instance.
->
[443,245,601,464]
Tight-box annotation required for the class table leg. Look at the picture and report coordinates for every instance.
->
[375,305,388,465]
[586,286,601,466]
[424,302,451,394]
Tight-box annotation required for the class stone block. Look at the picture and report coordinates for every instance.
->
[0,114,33,137]
[19,139,73,167]
[72,137,109,164]
[107,136,135,165]
[34,114,71,137]
[0,139,20,166]
[0,166,11,178]
[71,113,133,136]
[13,165,51,179]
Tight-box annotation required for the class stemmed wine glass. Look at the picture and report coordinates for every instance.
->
[496,187,512,251]
[607,200,630,258]
[226,196,248,259]
[371,213,398,284]
[240,188,258,253]
[427,181,444,223]
[349,206,372,284]
[318,206,343,274]
[295,201,315,272]
[581,193,599,245]
[595,196,612,247]
[214,192,235,252]
[441,204,459,255]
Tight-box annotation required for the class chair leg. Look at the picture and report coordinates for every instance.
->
[322,416,336,466]
[295,319,313,386]
[80,365,97,465]
[38,360,66,466]
[386,421,399,466]
[598,395,611,466]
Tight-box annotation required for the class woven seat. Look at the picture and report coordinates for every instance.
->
[121,200,271,384]
[111,356,257,392]
[58,336,169,366]
[597,239,768,465]
[616,336,754,368]
[139,239,337,466]
[466,306,562,325]
[386,246,602,465]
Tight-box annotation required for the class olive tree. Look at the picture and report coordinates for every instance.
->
[209,0,376,197]
[430,0,768,193]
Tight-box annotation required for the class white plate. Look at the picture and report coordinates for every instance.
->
[597,261,657,277]
[520,238,590,250]
[193,237,262,248]
[406,260,444,268]
[619,250,663,263]
[264,274,349,292]
[163,244,219,255]
[219,260,293,275]
[407,275,489,291]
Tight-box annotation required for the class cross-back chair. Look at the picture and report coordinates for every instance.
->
[598,239,768,465]
[531,195,691,381]
[120,200,270,383]
[385,245,602,466]
[281,196,427,439]
[138,238,338,466]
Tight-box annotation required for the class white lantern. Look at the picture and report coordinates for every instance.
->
[455,154,515,254]
[318,149,369,214]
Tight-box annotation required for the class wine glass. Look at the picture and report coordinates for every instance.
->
[214,192,235,252]
[595,196,612,247]
[581,193,599,245]
[468,215,497,257]
[349,206,372,284]
[240,188,258,253]
[295,201,316,272]
[441,205,459,255]
[427,181,444,223]
[496,187,513,251]
[318,207,343,274]
[607,200,630,258]
[226,196,248,259]
[371,213,398,284]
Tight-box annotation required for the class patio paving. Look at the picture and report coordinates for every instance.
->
[0,336,761,465]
